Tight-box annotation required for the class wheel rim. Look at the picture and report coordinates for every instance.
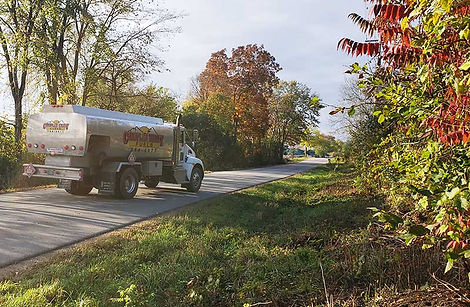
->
[192,170,201,188]
[124,175,136,193]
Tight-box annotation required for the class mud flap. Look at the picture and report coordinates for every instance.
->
[58,179,72,190]
[97,173,116,195]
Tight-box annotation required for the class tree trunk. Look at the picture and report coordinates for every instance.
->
[13,94,22,142]
[278,143,284,162]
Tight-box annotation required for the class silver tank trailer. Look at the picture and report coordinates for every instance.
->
[26,105,175,164]
[23,105,205,199]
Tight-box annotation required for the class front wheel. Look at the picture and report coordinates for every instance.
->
[116,167,139,199]
[185,166,203,193]
[65,181,93,196]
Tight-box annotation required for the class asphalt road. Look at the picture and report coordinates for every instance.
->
[0,158,326,267]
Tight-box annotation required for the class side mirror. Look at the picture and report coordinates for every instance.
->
[192,130,198,147]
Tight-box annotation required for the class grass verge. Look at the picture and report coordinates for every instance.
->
[0,165,466,306]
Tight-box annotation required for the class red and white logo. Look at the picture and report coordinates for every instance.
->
[24,164,36,178]
[128,152,136,164]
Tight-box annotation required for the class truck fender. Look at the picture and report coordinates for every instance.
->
[184,156,204,181]
[101,161,142,174]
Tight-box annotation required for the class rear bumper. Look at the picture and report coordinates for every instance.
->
[23,164,84,181]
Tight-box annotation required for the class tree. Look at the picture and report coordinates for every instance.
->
[88,84,178,122]
[197,44,281,143]
[0,120,20,189]
[181,113,244,170]
[183,92,235,134]
[339,77,390,163]
[34,0,178,105]
[269,81,322,160]
[0,0,43,141]
[126,86,178,122]
[302,129,341,157]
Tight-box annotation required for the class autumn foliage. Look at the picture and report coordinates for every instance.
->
[339,0,470,276]
[199,44,281,141]
[184,44,321,167]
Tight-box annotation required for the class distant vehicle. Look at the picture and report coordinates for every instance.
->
[23,105,204,199]
[306,150,315,157]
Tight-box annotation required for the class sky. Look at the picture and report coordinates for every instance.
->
[0,0,370,138]
[150,0,370,138]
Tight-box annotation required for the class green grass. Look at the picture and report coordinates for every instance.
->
[0,165,450,306]
[285,156,309,164]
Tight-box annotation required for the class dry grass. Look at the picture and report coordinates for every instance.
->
[0,165,468,306]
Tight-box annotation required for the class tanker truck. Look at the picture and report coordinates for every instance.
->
[22,105,204,199]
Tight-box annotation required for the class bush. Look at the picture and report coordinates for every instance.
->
[182,113,246,170]
[0,123,21,190]
[0,122,54,191]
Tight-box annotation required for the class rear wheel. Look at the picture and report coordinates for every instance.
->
[116,167,139,199]
[144,177,159,188]
[65,181,93,196]
[185,166,203,192]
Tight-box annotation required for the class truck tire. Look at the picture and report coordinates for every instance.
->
[65,181,93,196]
[116,167,139,199]
[185,166,203,193]
[144,178,159,188]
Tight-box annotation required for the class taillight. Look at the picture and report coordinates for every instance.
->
[64,145,69,150]
[79,146,84,151]
[40,144,45,149]
[27,143,32,148]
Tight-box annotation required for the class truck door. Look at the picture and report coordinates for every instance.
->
[178,129,186,164]
[172,127,186,165]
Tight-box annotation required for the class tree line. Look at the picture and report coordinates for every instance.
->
[182,44,323,169]
[0,0,179,141]
[0,1,330,188]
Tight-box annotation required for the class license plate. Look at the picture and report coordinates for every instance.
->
[47,148,64,154]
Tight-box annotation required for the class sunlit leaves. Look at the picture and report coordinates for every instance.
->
[341,0,470,276]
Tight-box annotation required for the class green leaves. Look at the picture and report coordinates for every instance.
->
[446,187,460,200]
[378,114,386,124]
[370,208,403,229]
[459,61,470,71]
[408,225,430,236]
[459,27,470,40]
[348,106,356,116]
[340,0,470,278]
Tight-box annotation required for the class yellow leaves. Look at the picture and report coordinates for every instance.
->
[439,0,453,12]
[454,78,468,94]
[459,60,470,71]
[460,27,470,40]
[401,16,409,31]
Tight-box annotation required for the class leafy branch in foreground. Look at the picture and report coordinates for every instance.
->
[337,0,470,279]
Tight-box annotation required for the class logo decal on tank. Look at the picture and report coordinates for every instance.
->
[42,120,70,132]
[43,120,70,132]
[123,126,164,152]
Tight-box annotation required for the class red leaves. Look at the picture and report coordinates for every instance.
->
[447,238,469,251]
[329,107,345,115]
[337,38,380,57]
[383,45,421,67]
[339,4,414,61]
[455,5,470,15]
[348,13,376,37]
[425,90,470,146]
[372,4,409,22]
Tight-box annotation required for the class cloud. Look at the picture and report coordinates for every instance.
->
[152,0,370,138]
